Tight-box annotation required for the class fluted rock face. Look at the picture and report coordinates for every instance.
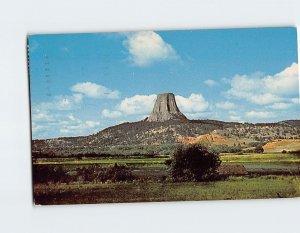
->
[146,93,188,122]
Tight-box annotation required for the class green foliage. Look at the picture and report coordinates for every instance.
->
[254,145,264,153]
[289,150,300,156]
[106,164,135,182]
[169,144,221,181]
[75,164,134,182]
[33,165,69,183]
[33,164,134,184]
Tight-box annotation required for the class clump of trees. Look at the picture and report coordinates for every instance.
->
[33,164,134,184]
[169,144,221,181]
[211,144,242,153]
[33,165,67,183]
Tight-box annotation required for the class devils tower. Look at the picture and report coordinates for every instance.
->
[146,93,188,122]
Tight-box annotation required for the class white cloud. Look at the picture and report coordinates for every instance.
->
[54,94,83,110]
[229,115,242,121]
[71,82,120,99]
[264,62,299,96]
[246,111,273,119]
[291,98,299,104]
[185,112,210,119]
[268,102,292,110]
[204,79,217,87]
[34,94,83,112]
[68,114,77,121]
[59,119,100,135]
[32,109,54,122]
[248,93,282,105]
[32,109,101,138]
[32,122,46,132]
[227,63,299,105]
[117,94,156,115]
[175,93,209,113]
[101,109,123,118]
[123,31,178,66]
[85,121,100,128]
[215,101,235,110]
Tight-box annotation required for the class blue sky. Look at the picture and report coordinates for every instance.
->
[28,27,299,139]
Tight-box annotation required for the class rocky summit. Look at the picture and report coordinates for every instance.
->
[146,93,187,122]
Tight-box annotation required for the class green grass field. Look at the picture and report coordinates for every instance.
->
[34,175,300,205]
[33,157,166,165]
[32,153,300,204]
[33,153,300,175]
[33,153,300,165]
[221,153,300,163]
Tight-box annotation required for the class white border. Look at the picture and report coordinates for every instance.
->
[0,1,299,233]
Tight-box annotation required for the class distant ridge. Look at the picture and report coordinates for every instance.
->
[31,90,300,156]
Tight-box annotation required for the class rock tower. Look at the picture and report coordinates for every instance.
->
[146,93,188,122]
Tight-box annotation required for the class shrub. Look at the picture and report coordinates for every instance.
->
[76,164,134,182]
[33,165,69,183]
[254,145,264,153]
[105,163,134,182]
[169,144,221,181]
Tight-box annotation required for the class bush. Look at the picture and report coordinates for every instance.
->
[105,163,134,182]
[33,164,135,184]
[254,145,264,153]
[33,165,69,183]
[169,144,221,181]
[77,164,134,182]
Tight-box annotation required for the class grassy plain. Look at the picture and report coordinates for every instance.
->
[34,175,300,205]
[32,152,300,204]
[33,153,300,165]
[33,157,166,165]
[221,153,300,163]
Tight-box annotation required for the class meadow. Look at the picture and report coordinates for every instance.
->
[34,176,300,205]
[32,152,300,204]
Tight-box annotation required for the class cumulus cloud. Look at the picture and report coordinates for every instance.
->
[71,82,120,99]
[117,94,157,115]
[175,93,209,113]
[184,112,210,119]
[32,109,101,138]
[264,62,299,96]
[246,111,273,119]
[229,115,242,121]
[227,63,299,105]
[123,31,178,66]
[101,109,123,118]
[204,79,217,87]
[291,98,299,104]
[33,94,83,114]
[59,116,100,135]
[215,101,236,110]
[54,94,83,110]
[32,122,47,133]
[32,109,54,122]
[268,102,292,110]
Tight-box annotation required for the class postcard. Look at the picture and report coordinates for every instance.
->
[28,27,300,205]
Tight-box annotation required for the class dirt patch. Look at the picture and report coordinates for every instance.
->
[263,139,300,153]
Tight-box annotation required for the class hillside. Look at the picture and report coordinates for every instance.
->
[263,139,300,153]
[32,119,300,156]
[31,93,300,156]
[176,132,239,146]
